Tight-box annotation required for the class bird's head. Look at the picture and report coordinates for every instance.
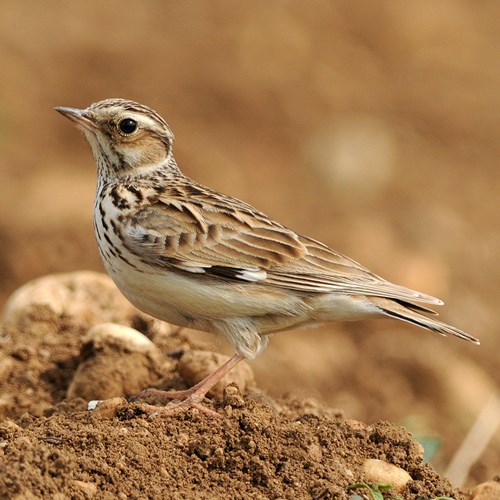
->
[56,98,176,181]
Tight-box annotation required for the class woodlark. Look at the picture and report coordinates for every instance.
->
[56,98,479,417]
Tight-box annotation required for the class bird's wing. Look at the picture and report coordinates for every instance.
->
[121,186,442,305]
[123,188,307,279]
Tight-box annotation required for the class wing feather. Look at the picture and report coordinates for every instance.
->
[120,184,442,305]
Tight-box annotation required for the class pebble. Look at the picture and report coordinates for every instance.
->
[83,322,155,354]
[66,323,165,401]
[471,480,500,500]
[362,458,411,492]
[1,271,136,329]
[88,397,127,418]
[223,384,245,408]
[73,480,98,496]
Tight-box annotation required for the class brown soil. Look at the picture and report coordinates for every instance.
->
[0,1,499,498]
[0,273,469,499]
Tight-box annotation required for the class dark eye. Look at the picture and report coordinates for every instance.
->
[118,118,138,135]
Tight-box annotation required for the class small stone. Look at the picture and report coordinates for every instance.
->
[471,480,500,500]
[87,400,105,411]
[84,323,155,354]
[89,397,127,418]
[223,384,245,407]
[307,443,323,462]
[0,419,21,435]
[73,480,98,496]
[362,458,411,492]
[66,323,167,401]
[1,271,136,330]
[345,419,366,431]
[159,466,170,479]
[175,433,189,447]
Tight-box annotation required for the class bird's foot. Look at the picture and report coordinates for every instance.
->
[140,398,223,418]
[128,352,244,419]
[129,387,222,418]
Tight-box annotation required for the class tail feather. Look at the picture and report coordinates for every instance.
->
[370,297,480,345]
[392,298,439,316]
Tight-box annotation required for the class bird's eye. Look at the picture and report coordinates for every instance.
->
[118,118,138,135]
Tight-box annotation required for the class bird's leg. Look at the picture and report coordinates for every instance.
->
[130,353,244,418]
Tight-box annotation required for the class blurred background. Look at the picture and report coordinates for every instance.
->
[1,0,498,485]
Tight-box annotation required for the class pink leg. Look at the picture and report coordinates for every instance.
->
[130,353,244,418]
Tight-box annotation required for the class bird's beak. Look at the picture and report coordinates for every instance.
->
[55,106,97,132]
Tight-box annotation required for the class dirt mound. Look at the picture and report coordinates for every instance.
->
[0,272,488,499]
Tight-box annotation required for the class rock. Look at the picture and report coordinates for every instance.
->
[362,458,411,492]
[73,480,98,496]
[471,480,500,500]
[88,398,128,418]
[66,323,169,401]
[178,350,255,398]
[306,443,323,462]
[1,271,137,330]
[345,419,366,431]
[83,322,155,354]
[223,384,245,408]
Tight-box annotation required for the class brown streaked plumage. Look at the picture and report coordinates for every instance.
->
[55,98,479,417]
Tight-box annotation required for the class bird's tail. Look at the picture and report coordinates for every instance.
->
[369,296,480,344]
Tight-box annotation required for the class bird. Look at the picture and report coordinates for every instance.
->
[55,98,479,417]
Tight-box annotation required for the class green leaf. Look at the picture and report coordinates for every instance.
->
[347,482,396,500]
